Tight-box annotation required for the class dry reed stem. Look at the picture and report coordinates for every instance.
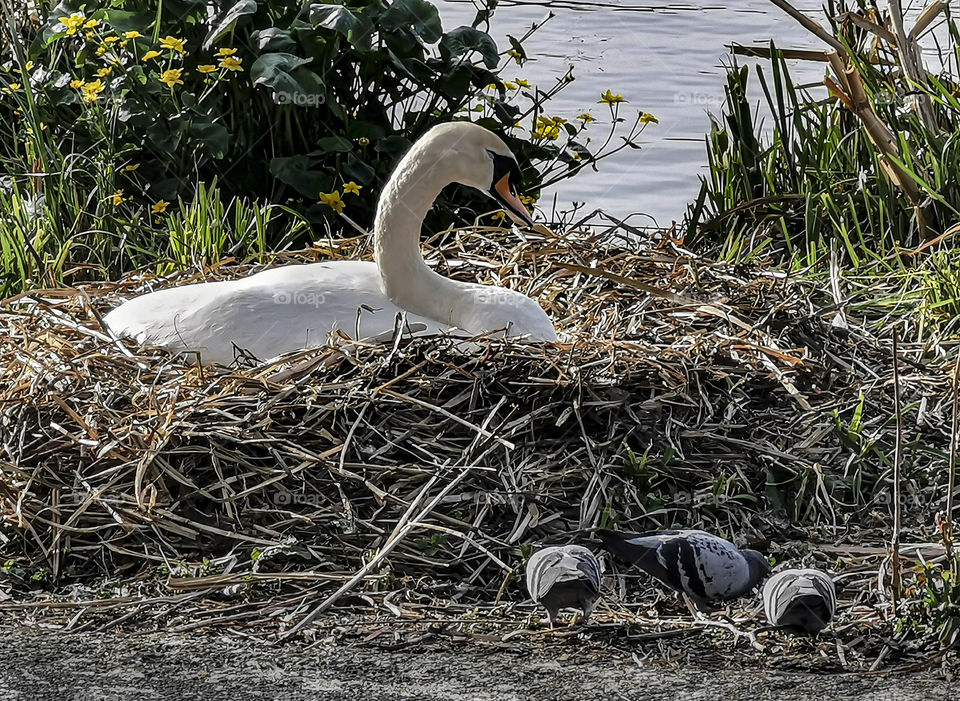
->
[0,223,955,642]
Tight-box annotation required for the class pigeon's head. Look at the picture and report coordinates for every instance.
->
[743,549,772,588]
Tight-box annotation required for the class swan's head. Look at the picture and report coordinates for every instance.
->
[416,122,534,227]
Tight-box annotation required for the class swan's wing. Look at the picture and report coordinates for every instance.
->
[103,261,447,365]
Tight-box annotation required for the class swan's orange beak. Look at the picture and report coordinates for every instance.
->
[492,174,534,227]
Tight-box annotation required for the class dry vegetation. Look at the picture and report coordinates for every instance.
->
[1,223,957,666]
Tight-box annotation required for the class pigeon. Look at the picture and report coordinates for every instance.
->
[525,545,602,627]
[596,528,770,611]
[763,568,836,634]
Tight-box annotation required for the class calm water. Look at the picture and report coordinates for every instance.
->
[437,0,946,224]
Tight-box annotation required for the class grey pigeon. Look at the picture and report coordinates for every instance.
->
[525,545,601,627]
[763,568,836,634]
[597,528,770,611]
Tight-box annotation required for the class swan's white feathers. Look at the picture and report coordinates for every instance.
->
[103,122,557,365]
[104,261,443,364]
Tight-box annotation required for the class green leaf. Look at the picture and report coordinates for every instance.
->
[251,52,314,96]
[203,0,259,50]
[314,135,352,153]
[269,155,326,198]
[343,153,376,184]
[381,0,442,43]
[100,9,153,33]
[251,27,298,53]
[375,135,412,156]
[439,27,499,69]
[308,3,373,49]
[189,121,231,159]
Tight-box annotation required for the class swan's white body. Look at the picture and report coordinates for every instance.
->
[104,123,557,365]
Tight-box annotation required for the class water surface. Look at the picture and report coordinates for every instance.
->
[437,1,946,224]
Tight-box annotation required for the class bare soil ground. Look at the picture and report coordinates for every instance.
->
[0,625,955,701]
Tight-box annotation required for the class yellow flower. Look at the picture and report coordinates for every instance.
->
[124,163,140,172]
[59,13,86,35]
[152,200,169,214]
[532,122,560,141]
[104,36,119,44]
[640,112,659,124]
[357,137,370,146]
[159,36,186,54]
[519,195,536,210]
[507,49,523,64]
[343,182,362,195]
[219,56,242,71]
[503,81,517,91]
[97,67,112,77]
[216,47,237,57]
[81,79,105,102]
[515,78,530,88]
[95,46,106,56]
[159,68,184,88]
[83,18,99,29]
[319,191,345,213]
[23,61,33,72]
[120,41,128,48]
[85,32,94,41]
[577,113,595,123]
[599,90,625,106]
[484,83,498,91]
[142,50,162,61]
[69,79,85,89]
[124,31,141,39]
[111,190,124,206]
[492,211,507,221]
[7,83,20,90]
[197,64,217,74]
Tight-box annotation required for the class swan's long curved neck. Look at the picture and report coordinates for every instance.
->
[373,150,470,326]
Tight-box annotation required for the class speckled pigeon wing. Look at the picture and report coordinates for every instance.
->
[681,532,751,601]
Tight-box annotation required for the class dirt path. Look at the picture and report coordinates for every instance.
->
[0,626,954,701]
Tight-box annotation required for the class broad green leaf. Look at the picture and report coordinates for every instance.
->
[343,153,376,184]
[381,0,442,43]
[439,27,498,69]
[190,121,231,159]
[269,155,326,197]
[251,52,314,97]
[308,4,373,49]
[314,135,352,153]
[251,27,298,53]
[203,0,259,50]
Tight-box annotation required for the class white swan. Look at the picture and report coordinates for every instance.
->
[103,122,557,365]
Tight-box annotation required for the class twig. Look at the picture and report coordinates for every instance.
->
[891,329,903,612]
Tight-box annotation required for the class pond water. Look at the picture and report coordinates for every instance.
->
[436,0,947,225]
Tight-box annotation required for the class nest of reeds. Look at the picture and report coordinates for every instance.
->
[0,222,953,605]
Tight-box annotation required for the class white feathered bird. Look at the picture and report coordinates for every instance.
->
[763,568,836,634]
[525,545,601,627]
[103,122,556,366]
[597,528,770,611]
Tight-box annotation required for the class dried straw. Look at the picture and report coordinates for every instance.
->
[0,223,955,620]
